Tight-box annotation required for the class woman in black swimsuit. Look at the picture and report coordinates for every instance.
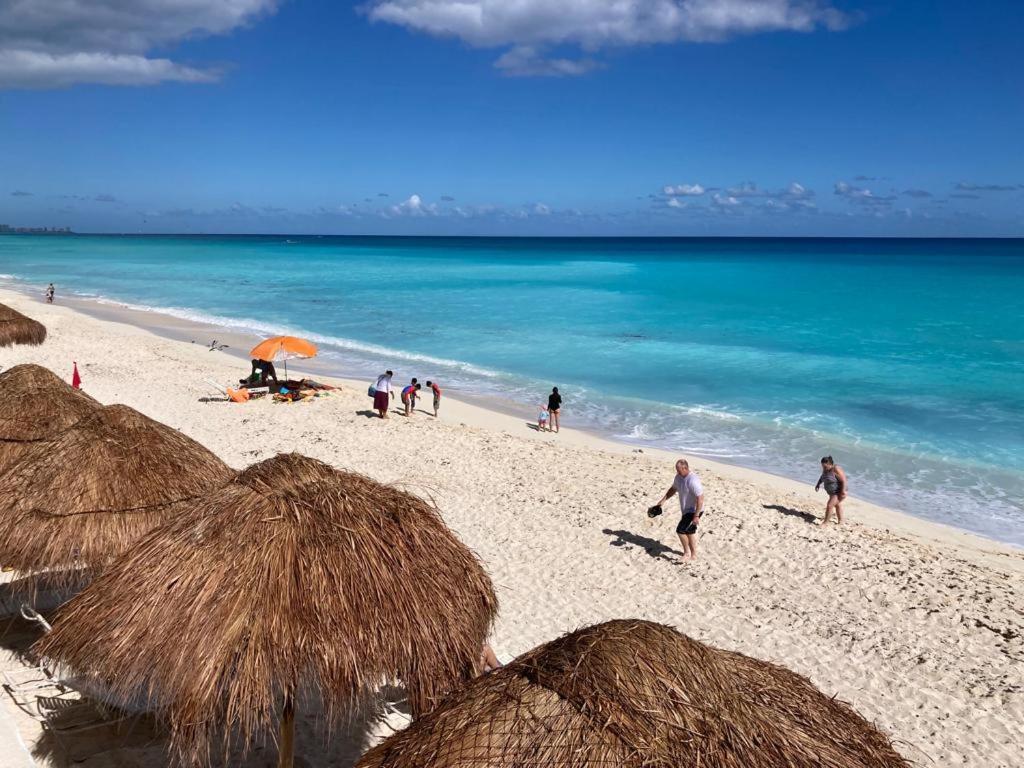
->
[547,387,562,434]
[814,455,848,524]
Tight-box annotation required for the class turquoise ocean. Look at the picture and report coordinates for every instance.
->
[2,235,1022,546]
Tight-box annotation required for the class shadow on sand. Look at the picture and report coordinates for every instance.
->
[602,529,685,564]
[2,580,412,767]
[762,504,818,524]
[19,659,411,767]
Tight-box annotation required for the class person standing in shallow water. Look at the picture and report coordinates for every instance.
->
[547,387,562,433]
[815,455,848,524]
[45,283,55,303]
[653,459,705,561]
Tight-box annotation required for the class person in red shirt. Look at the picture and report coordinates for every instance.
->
[401,382,421,416]
[426,380,442,417]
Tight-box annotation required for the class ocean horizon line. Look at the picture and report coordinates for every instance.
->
[5,232,1024,242]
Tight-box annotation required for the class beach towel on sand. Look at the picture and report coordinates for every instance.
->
[226,387,250,403]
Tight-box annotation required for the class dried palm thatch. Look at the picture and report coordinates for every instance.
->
[0,302,46,347]
[357,619,909,768]
[0,364,99,475]
[0,403,233,587]
[35,453,498,767]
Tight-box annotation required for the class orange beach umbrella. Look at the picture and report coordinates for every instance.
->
[250,336,318,363]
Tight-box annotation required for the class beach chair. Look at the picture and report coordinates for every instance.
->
[0,605,59,696]
[1,606,147,759]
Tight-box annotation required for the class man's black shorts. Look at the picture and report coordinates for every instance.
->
[676,510,698,535]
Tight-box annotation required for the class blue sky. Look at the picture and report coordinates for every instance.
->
[1,0,1022,236]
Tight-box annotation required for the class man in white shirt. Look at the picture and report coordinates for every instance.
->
[654,459,705,561]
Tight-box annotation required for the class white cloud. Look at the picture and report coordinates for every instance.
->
[494,46,599,77]
[0,50,216,88]
[725,181,759,197]
[955,182,1022,192]
[657,179,816,216]
[786,181,809,198]
[834,181,896,206]
[724,181,810,199]
[0,1,276,89]
[664,183,705,196]
[834,181,871,200]
[388,194,438,217]
[368,0,847,74]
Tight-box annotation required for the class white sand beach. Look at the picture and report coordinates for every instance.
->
[1,287,1022,767]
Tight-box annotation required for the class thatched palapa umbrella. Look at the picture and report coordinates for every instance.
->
[0,302,46,347]
[0,403,233,586]
[0,364,99,475]
[357,619,909,768]
[35,453,498,767]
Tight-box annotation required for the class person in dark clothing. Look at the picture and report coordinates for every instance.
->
[547,387,563,433]
[247,358,278,386]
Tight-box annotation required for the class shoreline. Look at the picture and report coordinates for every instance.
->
[4,269,1022,549]
[2,287,1023,767]
[2,283,1020,563]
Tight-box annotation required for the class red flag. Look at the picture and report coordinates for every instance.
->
[72,362,81,389]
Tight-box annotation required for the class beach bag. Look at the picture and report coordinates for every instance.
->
[367,384,376,398]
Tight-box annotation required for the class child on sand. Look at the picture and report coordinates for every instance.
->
[537,405,549,431]
[814,455,848,524]
[401,383,421,416]
[408,378,419,410]
[426,380,442,417]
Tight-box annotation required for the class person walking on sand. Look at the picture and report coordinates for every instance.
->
[373,370,394,419]
[401,382,421,416]
[426,380,442,417]
[815,455,848,525]
[653,459,705,561]
[547,387,562,433]
[45,283,55,303]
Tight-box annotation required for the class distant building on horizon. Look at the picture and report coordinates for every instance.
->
[0,224,73,235]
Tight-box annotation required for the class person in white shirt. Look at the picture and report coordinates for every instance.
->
[373,370,394,419]
[654,459,705,561]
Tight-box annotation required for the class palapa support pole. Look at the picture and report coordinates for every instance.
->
[278,693,296,768]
